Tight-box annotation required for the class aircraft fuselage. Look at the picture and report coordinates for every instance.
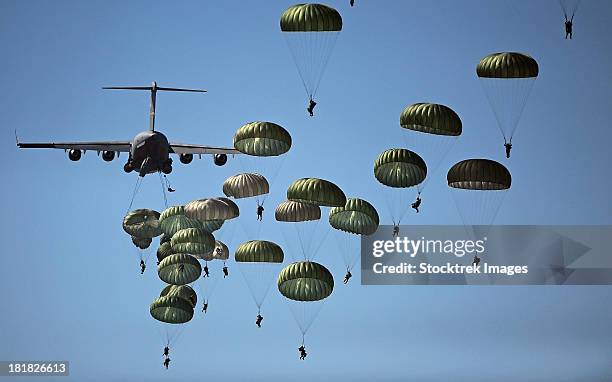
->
[127,131,172,176]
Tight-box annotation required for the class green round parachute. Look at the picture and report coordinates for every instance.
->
[160,285,197,308]
[213,240,229,261]
[170,228,215,258]
[278,261,334,302]
[159,206,223,236]
[157,241,173,264]
[233,121,292,157]
[184,198,239,221]
[280,4,342,100]
[123,209,161,238]
[287,178,346,207]
[223,173,270,199]
[447,159,511,190]
[374,149,427,188]
[329,198,379,236]
[400,103,462,136]
[235,240,284,263]
[158,254,202,285]
[131,236,152,250]
[150,295,194,324]
[477,52,539,79]
[476,52,538,146]
[275,200,321,222]
[280,3,343,32]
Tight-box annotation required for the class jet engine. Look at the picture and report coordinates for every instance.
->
[68,149,82,161]
[214,154,227,166]
[180,153,193,164]
[102,151,115,162]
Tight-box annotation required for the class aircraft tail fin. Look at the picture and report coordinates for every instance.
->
[102,82,207,131]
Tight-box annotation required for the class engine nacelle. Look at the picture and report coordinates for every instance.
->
[123,162,133,173]
[214,154,227,166]
[102,151,115,162]
[180,153,193,164]
[68,149,82,161]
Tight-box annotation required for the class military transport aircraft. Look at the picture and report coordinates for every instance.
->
[16,82,240,177]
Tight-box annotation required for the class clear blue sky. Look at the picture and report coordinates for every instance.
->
[2,1,612,381]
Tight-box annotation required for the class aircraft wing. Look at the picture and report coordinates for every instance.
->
[17,141,132,152]
[170,143,241,155]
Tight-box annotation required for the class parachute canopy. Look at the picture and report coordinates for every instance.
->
[123,209,161,238]
[278,261,334,302]
[280,3,343,32]
[170,228,216,258]
[184,198,239,221]
[476,52,539,79]
[447,159,511,190]
[157,241,173,264]
[160,285,197,308]
[275,200,322,222]
[374,149,427,188]
[131,236,152,250]
[159,206,223,236]
[400,103,462,136]
[287,178,346,207]
[158,254,202,285]
[223,173,270,199]
[235,240,284,263]
[329,198,379,236]
[150,295,194,324]
[233,122,292,157]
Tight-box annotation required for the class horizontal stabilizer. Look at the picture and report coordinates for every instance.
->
[103,86,206,92]
[157,87,207,93]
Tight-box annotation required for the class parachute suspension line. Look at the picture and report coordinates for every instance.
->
[284,30,339,99]
[383,188,398,226]
[238,263,278,315]
[136,247,153,265]
[242,268,262,310]
[166,322,188,347]
[284,33,311,98]
[480,78,536,142]
[337,234,358,272]
[295,223,311,261]
[401,128,459,195]
[312,31,339,98]
[135,247,144,263]
[256,264,278,309]
[310,223,331,263]
[155,321,188,350]
[560,0,568,18]
[480,80,507,142]
[451,189,509,248]
[395,196,413,227]
[125,176,143,214]
[158,172,169,209]
[200,263,221,302]
[292,218,329,262]
[263,154,288,205]
[560,0,581,19]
